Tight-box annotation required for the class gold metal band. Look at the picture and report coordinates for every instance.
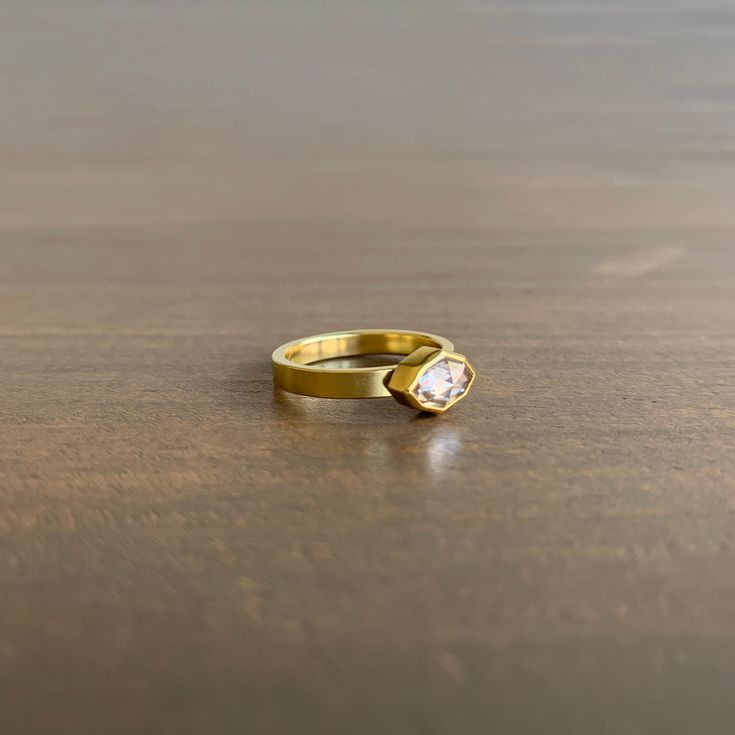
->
[272,329,454,398]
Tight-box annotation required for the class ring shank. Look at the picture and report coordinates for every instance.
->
[272,329,454,398]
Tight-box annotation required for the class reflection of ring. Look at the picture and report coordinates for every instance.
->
[271,329,476,414]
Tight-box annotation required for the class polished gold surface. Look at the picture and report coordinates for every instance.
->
[272,330,454,399]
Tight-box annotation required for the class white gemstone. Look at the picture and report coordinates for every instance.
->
[412,357,472,409]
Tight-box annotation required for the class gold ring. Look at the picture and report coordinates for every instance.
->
[272,329,476,413]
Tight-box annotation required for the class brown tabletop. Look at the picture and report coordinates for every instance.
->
[3,2,735,733]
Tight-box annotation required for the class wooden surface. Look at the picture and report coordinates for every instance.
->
[3,2,735,733]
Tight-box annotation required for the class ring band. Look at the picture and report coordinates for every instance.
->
[272,329,476,413]
[272,330,454,398]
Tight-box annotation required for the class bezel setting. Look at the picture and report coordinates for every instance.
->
[386,346,476,413]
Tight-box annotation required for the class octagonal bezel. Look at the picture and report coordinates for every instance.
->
[386,347,476,413]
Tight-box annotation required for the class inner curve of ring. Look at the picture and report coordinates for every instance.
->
[284,332,443,366]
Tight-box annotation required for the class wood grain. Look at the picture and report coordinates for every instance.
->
[3,2,735,733]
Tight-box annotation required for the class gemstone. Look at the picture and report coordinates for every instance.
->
[412,357,473,410]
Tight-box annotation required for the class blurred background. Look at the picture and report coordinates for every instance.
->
[4,2,735,734]
[4,0,735,232]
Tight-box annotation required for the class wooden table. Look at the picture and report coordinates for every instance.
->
[3,3,735,733]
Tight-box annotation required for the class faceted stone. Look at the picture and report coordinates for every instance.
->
[412,357,473,409]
